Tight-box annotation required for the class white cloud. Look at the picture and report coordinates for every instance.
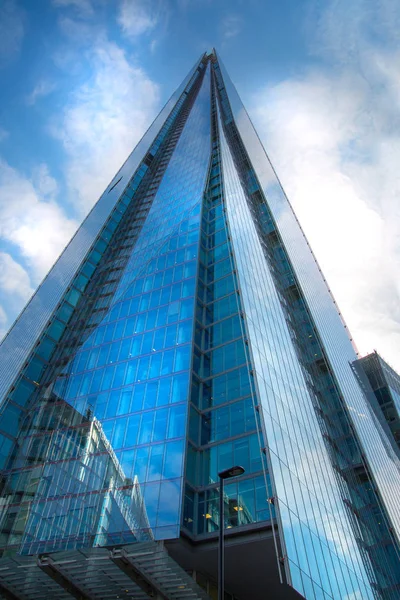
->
[0,252,33,301]
[26,80,57,106]
[149,38,158,53]
[221,14,242,40]
[250,0,400,370]
[0,304,8,342]
[32,163,59,198]
[0,0,25,67]
[117,0,161,37]
[52,39,159,215]
[0,159,77,281]
[307,0,400,65]
[52,0,94,16]
[56,14,101,51]
[0,252,34,342]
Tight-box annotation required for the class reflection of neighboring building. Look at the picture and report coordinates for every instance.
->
[0,395,152,556]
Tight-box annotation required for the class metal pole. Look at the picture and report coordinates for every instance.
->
[218,475,224,600]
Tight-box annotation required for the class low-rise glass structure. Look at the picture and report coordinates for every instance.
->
[355,352,400,451]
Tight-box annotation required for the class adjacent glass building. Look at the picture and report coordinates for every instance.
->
[0,50,399,600]
[355,352,400,452]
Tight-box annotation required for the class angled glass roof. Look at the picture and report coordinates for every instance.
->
[0,554,72,600]
[0,542,210,600]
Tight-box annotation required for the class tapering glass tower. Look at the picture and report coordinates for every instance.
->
[0,50,399,600]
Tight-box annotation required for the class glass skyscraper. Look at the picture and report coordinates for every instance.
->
[0,50,399,600]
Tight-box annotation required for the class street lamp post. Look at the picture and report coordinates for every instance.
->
[218,466,245,600]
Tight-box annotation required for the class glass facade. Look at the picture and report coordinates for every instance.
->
[0,57,211,552]
[216,51,400,556]
[0,50,399,600]
[214,51,400,599]
[355,353,400,452]
[183,85,271,539]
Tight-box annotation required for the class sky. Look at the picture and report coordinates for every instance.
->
[0,0,399,371]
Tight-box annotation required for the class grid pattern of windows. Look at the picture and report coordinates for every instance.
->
[0,53,208,407]
[183,91,272,538]
[216,74,377,599]
[0,54,208,483]
[355,353,400,451]
[216,51,400,599]
[0,61,211,553]
[219,114,371,599]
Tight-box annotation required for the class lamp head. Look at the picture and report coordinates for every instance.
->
[218,466,245,480]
